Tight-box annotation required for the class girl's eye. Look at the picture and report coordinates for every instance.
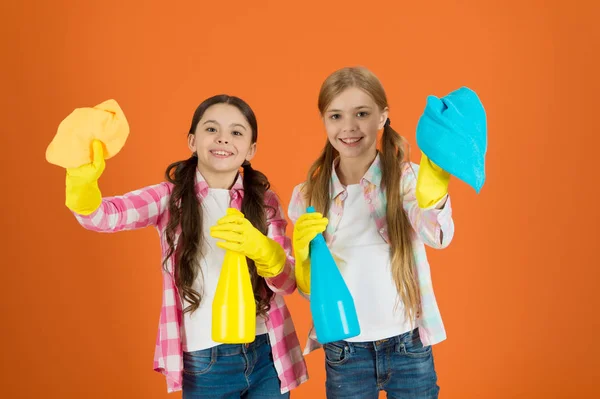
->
[232,131,242,136]
[357,111,369,118]
[330,114,341,120]
[206,127,217,133]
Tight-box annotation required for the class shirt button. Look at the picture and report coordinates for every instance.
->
[379,228,385,234]
[366,198,372,204]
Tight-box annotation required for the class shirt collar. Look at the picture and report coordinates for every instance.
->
[194,169,244,198]
[330,152,383,199]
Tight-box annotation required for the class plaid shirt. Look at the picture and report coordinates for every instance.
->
[288,153,454,354]
[74,170,308,394]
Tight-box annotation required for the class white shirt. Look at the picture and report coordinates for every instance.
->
[321,184,414,342]
[181,188,267,352]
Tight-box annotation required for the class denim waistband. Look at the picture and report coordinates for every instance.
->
[184,333,270,357]
[328,329,419,353]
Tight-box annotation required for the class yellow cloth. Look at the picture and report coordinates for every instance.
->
[292,212,328,294]
[416,152,451,208]
[46,99,129,169]
[65,140,105,215]
[210,209,287,278]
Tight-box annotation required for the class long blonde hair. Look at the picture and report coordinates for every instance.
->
[304,66,421,322]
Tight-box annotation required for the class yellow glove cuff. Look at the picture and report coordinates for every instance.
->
[254,237,286,278]
[294,256,311,295]
[64,140,105,215]
[416,152,450,208]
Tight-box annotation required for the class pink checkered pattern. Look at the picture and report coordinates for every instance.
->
[74,170,308,394]
[288,154,455,355]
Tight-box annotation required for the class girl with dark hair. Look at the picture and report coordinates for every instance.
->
[64,94,307,398]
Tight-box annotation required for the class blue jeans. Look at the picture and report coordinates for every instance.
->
[183,334,289,399]
[324,329,439,398]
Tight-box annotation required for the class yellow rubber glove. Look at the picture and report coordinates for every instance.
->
[416,152,451,209]
[65,140,105,215]
[210,209,287,278]
[292,212,328,294]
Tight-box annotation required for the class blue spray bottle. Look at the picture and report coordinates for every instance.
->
[307,206,360,344]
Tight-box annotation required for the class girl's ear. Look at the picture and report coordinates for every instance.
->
[378,107,390,130]
[187,133,196,153]
[245,142,257,162]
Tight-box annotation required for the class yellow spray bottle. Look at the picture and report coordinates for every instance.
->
[212,250,256,343]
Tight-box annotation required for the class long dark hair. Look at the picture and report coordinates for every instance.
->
[163,94,274,317]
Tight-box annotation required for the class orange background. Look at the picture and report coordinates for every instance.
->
[1,1,599,398]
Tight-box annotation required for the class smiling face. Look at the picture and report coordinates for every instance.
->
[188,103,256,178]
[322,87,388,160]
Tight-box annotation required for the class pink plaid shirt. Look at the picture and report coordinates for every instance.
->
[74,170,308,394]
[288,153,454,354]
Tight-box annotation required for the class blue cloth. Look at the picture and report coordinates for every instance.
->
[182,334,289,398]
[323,328,439,398]
[416,87,487,193]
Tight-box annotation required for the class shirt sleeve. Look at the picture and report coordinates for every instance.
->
[73,182,172,233]
[401,163,454,249]
[263,190,297,295]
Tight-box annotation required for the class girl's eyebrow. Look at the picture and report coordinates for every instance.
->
[230,123,247,131]
[203,120,247,131]
[327,105,372,113]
